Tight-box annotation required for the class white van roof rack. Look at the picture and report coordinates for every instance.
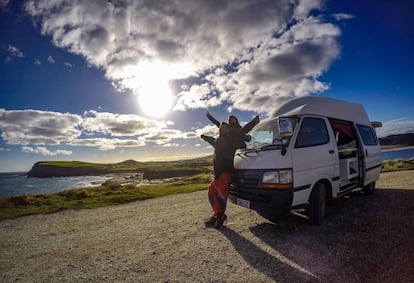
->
[271,96,372,125]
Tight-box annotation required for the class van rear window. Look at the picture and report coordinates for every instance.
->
[356,125,378,146]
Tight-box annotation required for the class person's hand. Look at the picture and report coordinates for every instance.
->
[246,135,251,142]
[254,115,260,124]
[206,111,210,117]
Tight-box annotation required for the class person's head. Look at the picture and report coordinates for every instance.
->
[228,115,241,128]
[219,122,230,136]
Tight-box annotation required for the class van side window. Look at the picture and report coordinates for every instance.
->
[356,125,378,145]
[295,118,329,148]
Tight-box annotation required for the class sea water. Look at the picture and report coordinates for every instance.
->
[381,147,414,161]
[0,173,111,197]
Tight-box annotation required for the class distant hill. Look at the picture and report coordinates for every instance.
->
[379,133,414,148]
[27,156,212,178]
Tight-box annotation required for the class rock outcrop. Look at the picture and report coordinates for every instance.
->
[26,162,134,178]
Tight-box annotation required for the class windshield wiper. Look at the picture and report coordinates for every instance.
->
[257,143,282,151]
[236,147,259,156]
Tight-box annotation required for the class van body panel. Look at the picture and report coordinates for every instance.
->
[233,149,292,170]
[291,142,337,206]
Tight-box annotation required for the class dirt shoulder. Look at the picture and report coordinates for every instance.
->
[0,171,413,282]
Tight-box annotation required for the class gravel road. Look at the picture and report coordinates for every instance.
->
[1,171,413,282]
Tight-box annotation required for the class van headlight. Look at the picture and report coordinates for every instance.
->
[279,170,293,184]
[262,170,293,189]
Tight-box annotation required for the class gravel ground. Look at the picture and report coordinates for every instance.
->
[0,171,413,283]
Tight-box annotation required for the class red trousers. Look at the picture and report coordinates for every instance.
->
[208,172,232,217]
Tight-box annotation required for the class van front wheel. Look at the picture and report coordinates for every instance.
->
[308,182,327,225]
[362,182,375,194]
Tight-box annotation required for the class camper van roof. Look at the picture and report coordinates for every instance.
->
[271,97,371,125]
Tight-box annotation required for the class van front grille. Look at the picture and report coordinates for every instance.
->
[232,169,264,188]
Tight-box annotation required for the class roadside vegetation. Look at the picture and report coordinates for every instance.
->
[381,158,414,172]
[1,159,413,221]
[0,173,211,221]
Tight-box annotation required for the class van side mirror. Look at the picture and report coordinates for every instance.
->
[279,118,293,138]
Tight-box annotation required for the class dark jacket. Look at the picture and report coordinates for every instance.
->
[201,134,236,178]
[206,113,259,149]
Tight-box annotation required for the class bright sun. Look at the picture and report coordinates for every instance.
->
[133,62,176,118]
[137,79,174,117]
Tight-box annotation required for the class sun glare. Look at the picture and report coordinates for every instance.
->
[133,62,179,118]
[137,79,174,117]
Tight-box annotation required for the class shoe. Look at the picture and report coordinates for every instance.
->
[204,216,217,227]
[214,213,227,229]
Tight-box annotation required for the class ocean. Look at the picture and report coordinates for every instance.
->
[381,147,414,162]
[0,173,111,197]
[1,147,413,197]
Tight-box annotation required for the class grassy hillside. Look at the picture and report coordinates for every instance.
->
[27,156,213,178]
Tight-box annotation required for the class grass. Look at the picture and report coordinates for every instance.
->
[381,159,414,172]
[38,158,212,171]
[1,159,413,221]
[0,173,211,221]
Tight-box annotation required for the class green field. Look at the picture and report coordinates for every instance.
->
[1,159,412,221]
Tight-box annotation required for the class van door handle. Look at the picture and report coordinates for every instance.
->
[329,150,335,154]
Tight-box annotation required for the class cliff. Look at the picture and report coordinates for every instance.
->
[26,162,129,178]
[379,133,414,147]
[26,158,212,178]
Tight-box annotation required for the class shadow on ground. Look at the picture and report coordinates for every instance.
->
[222,188,414,282]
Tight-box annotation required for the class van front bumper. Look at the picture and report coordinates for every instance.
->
[229,184,293,216]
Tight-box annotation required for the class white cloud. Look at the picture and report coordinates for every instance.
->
[34,59,41,65]
[0,108,202,151]
[47,55,55,63]
[81,110,167,136]
[0,109,82,145]
[376,118,414,138]
[7,45,24,58]
[142,129,183,145]
[70,137,146,151]
[332,13,355,21]
[0,0,9,9]
[22,146,72,156]
[162,143,180,148]
[24,0,341,115]
[64,62,73,67]
[0,147,11,151]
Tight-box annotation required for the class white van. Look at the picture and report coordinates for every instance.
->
[229,97,382,225]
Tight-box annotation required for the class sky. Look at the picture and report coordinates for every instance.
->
[0,0,413,172]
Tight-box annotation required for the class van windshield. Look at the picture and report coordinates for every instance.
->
[246,119,290,150]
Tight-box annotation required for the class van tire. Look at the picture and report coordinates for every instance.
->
[308,182,327,225]
[362,181,376,194]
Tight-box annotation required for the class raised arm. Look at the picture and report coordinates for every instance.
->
[201,134,216,147]
[242,115,260,133]
[206,112,220,128]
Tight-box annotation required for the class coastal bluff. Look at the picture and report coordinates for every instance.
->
[26,161,123,178]
[26,158,212,178]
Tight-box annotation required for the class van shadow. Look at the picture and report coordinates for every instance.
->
[218,226,320,282]
[245,188,414,282]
